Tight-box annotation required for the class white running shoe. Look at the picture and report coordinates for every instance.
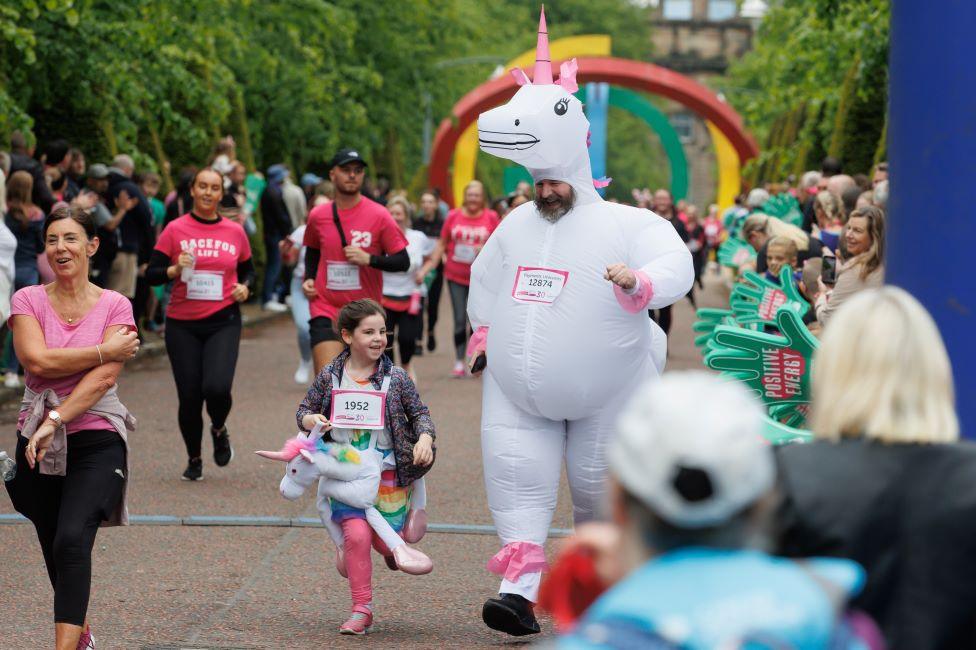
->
[262,301,288,313]
[294,360,313,384]
[3,372,20,389]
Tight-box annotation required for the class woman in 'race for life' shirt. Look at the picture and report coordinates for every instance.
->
[301,148,409,374]
[426,180,498,377]
[146,167,254,482]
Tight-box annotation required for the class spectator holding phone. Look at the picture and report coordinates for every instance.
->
[815,206,885,327]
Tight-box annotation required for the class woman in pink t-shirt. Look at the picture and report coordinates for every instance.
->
[5,204,140,649]
[146,168,254,482]
[426,181,499,377]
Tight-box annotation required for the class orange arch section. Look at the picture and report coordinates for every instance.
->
[429,57,759,207]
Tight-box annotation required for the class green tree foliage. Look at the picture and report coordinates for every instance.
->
[1,0,648,190]
[603,105,668,202]
[721,0,889,182]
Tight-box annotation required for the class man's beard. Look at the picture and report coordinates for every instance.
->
[336,183,361,197]
[534,188,576,223]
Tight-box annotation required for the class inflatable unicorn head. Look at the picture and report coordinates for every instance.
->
[255,428,361,500]
[478,6,602,205]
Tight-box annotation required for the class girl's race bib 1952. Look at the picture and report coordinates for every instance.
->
[330,389,386,430]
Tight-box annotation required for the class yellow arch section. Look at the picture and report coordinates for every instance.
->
[451,33,743,208]
[706,121,741,211]
[453,35,612,204]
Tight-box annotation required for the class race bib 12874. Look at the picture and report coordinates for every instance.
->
[511,266,570,305]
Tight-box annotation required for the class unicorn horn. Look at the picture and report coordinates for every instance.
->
[533,5,553,85]
[255,450,289,461]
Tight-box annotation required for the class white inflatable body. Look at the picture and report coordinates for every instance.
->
[470,202,688,418]
[470,9,693,603]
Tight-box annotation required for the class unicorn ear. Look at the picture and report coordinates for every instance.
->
[309,422,327,441]
[511,67,531,86]
[299,449,315,463]
[558,58,579,93]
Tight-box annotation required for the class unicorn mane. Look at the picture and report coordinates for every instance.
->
[270,434,361,464]
[278,435,318,461]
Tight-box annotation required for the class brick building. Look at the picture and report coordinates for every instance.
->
[643,0,765,206]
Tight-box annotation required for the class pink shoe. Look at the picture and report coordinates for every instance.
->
[402,509,428,543]
[77,627,95,649]
[339,607,373,635]
[335,545,347,578]
[391,544,433,575]
[452,361,466,378]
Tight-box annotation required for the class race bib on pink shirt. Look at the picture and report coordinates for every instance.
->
[326,262,362,291]
[186,271,223,300]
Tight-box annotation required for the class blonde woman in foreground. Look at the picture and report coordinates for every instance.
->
[776,286,970,650]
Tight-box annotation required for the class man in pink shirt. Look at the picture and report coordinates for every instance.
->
[302,149,409,372]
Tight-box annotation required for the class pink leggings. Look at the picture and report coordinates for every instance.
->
[342,517,394,608]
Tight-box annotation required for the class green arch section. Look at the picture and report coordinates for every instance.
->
[504,86,691,200]
[607,87,689,201]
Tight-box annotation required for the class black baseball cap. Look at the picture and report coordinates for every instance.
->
[330,148,368,169]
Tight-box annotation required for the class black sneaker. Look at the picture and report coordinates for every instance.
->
[211,426,234,467]
[427,333,437,352]
[181,457,203,481]
[482,593,540,636]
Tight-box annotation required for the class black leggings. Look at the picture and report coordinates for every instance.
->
[447,280,471,361]
[385,307,422,366]
[651,305,672,335]
[164,307,242,459]
[425,266,444,337]
[5,430,125,626]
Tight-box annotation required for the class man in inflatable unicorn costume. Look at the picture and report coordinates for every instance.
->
[467,8,694,636]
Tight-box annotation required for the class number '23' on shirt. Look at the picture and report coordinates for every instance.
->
[303,197,408,321]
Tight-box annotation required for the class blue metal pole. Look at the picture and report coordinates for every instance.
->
[585,82,610,196]
[889,1,976,436]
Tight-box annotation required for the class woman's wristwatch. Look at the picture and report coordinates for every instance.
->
[47,410,63,428]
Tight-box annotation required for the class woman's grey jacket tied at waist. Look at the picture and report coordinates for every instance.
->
[20,385,136,526]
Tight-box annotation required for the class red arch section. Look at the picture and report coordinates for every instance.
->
[429,57,760,207]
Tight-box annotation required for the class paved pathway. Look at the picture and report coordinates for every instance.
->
[0,273,728,648]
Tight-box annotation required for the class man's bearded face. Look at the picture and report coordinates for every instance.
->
[534,181,575,223]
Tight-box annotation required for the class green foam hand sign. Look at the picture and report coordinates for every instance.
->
[761,193,804,228]
[763,415,814,445]
[692,308,760,350]
[717,236,756,271]
[693,308,736,349]
[704,302,819,428]
[730,268,809,328]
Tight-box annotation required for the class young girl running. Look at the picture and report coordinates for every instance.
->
[296,299,435,635]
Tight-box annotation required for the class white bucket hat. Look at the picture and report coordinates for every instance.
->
[610,371,775,529]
